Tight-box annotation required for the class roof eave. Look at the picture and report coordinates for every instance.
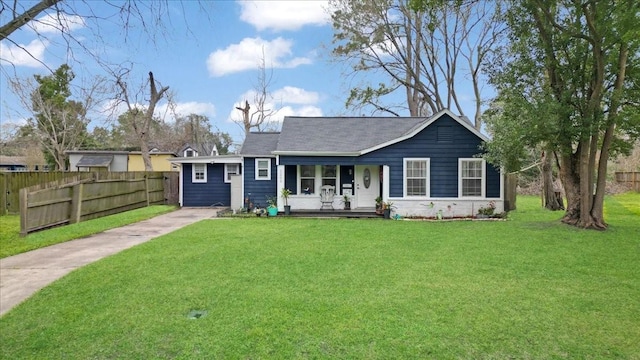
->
[273,151,361,157]
[169,155,242,164]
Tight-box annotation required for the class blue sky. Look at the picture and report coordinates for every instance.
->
[1,1,482,149]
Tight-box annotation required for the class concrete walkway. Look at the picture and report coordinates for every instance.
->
[0,208,220,316]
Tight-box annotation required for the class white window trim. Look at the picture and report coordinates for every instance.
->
[255,158,271,180]
[458,158,486,198]
[224,163,240,183]
[298,165,317,194]
[192,163,207,183]
[403,158,430,198]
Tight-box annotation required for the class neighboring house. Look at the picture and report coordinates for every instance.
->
[66,150,177,172]
[127,150,178,171]
[0,156,49,172]
[179,143,219,158]
[67,151,129,172]
[169,110,504,216]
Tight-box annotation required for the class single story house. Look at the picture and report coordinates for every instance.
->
[67,150,177,172]
[169,110,504,217]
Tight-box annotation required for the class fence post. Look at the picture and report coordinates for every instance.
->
[145,176,150,206]
[70,183,84,224]
[0,173,6,216]
[19,188,28,237]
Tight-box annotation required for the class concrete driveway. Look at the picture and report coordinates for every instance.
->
[0,208,221,316]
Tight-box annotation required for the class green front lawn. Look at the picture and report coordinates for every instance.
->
[0,205,177,258]
[1,195,638,358]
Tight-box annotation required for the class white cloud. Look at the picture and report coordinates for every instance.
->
[0,39,48,68]
[239,1,330,32]
[29,13,86,34]
[226,86,322,124]
[272,86,320,105]
[207,37,312,77]
[159,101,216,119]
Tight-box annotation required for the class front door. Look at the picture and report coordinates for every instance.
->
[355,165,379,208]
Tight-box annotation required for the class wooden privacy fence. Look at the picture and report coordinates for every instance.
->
[19,173,177,235]
[1,171,178,215]
[615,172,640,192]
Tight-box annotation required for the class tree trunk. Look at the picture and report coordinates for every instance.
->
[560,147,606,230]
[542,149,563,210]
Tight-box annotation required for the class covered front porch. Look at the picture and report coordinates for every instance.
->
[275,163,390,212]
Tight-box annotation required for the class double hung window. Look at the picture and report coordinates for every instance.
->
[192,163,206,183]
[460,159,485,197]
[255,159,271,180]
[404,158,429,197]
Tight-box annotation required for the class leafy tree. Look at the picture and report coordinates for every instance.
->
[172,114,233,155]
[5,64,93,170]
[485,0,640,229]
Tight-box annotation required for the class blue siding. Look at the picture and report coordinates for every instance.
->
[486,163,501,198]
[182,163,231,206]
[243,157,277,208]
[279,114,500,198]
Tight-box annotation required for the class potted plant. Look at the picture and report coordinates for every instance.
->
[476,201,496,219]
[375,196,384,215]
[341,194,351,210]
[266,196,278,217]
[281,188,292,215]
[382,201,394,219]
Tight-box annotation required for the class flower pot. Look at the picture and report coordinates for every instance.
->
[267,206,278,217]
[284,205,291,215]
[344,201,351,210]
[383,208,391,219]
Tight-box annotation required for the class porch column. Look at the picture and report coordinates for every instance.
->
[382,165,390,201]
[277,165,285,211]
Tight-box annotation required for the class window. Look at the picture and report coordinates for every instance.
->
[300,165,316,194]
[404,158,429,196]
[224,163,240,183]
[185,149,195,157]
[192,163,206,183]
[255,158,271,180]
[321,165,337,187]
[460,159,485,197]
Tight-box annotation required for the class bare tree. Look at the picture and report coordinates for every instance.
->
[115,71,169,171]
[331,0,504,128]
[234,53,281,136]
[1,1,208,66]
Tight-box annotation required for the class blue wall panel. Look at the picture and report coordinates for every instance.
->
[182,163,231,206]
[284,165,298,194]
[243,157,277,208]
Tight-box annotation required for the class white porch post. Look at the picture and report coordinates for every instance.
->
[382,165,390,201]
[277,164,285,211]
[178,165,183,207]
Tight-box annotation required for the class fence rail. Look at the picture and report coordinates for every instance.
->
[19,172,177,235]
[615,172,640,192]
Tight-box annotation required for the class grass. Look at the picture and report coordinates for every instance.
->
[0,205,177,259]
[0,194,639,359]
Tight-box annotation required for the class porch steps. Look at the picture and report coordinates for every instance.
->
[282,209,380,218]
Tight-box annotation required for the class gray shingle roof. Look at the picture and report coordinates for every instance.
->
[76,155,113,167]
[275,117,427,153]
[239,132,280,156]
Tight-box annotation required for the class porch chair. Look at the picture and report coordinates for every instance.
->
[319,185,335,210]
